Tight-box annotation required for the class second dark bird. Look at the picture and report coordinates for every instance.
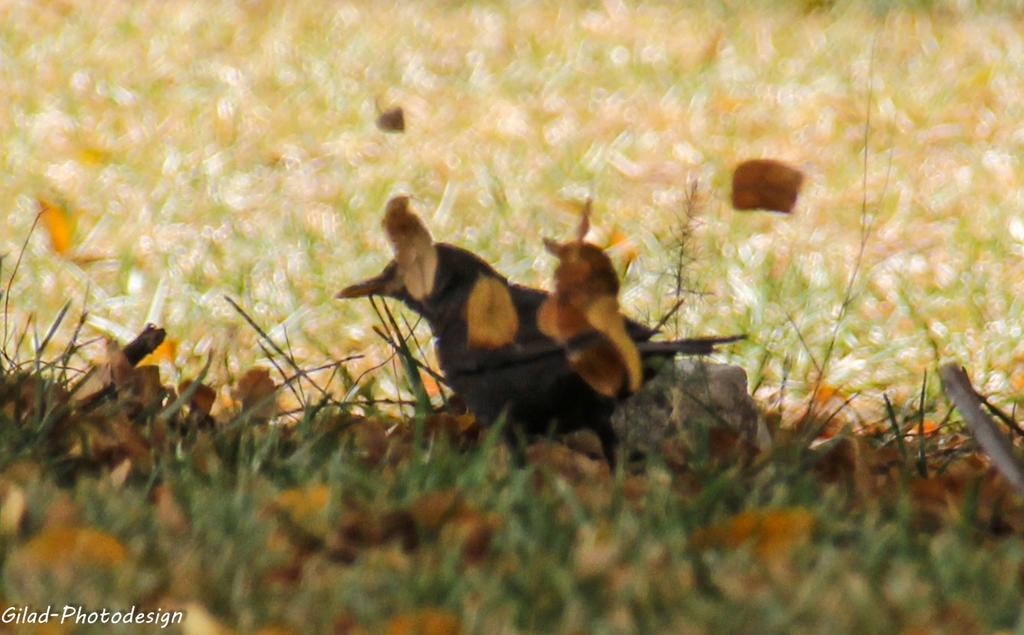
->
[337,196,742,462]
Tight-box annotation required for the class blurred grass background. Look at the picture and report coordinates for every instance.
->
[3,0,1024,415]
[5,3,1024,633]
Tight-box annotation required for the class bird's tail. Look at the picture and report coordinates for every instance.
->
[636,335,746,356]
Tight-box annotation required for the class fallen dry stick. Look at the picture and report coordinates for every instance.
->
[939,363,1024,493]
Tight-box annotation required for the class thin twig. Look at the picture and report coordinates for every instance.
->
[224,295,329,399]
[3,210,43,364]
[802,33,891,427]
[784,310,822,376]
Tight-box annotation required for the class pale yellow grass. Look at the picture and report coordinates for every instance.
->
[2,1,1023,416]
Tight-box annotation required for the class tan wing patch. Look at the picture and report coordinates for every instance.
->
[731,159,804,213]
[465,274,520,349]
[382,196,438,300]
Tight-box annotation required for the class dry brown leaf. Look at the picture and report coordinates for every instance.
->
[410,489,462,531]
[384,609,461,635]
[327,507,419,563]
[465,275,519,349]
[731,159,804,213]
[234,368,278,421]
[121,364,165,411]
[527,440,610,485]
[2,375,69,421]
[424,413,480,442]
[74,338,134,403]
[91,416,152,468]
[376,106,406,132]
[343,419,391,465]
[691,507,815,563]
[153,484,190,534]
[179,380,217,417]
[447,510,500,565]
[383,196,437,300]
[20,525,127,567]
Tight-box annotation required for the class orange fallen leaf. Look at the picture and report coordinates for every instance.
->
[731,159,804,213]
[691,507,815,562]
[906,418,941,436]
[37,198,73,255]
[21,525,127,567]
[384,609,461,635]
[77,146,110,165]
[274,485,331,525]
[139,338,178,366]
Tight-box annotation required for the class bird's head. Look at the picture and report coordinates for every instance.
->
[337,196,520,347]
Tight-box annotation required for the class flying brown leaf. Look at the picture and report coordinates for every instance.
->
[465,274,519,349]
[20,525,127,568]
[383,196,438,300]
[376,106,405,132]
[731,159,804,213]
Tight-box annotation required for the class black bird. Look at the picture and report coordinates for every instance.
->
[338,196,741,462]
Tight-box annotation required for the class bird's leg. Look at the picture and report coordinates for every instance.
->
[593,418,619,470]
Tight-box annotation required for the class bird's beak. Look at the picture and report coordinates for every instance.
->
[336,262,403,299]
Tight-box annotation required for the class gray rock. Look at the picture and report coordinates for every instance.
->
[611,358,768,455]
